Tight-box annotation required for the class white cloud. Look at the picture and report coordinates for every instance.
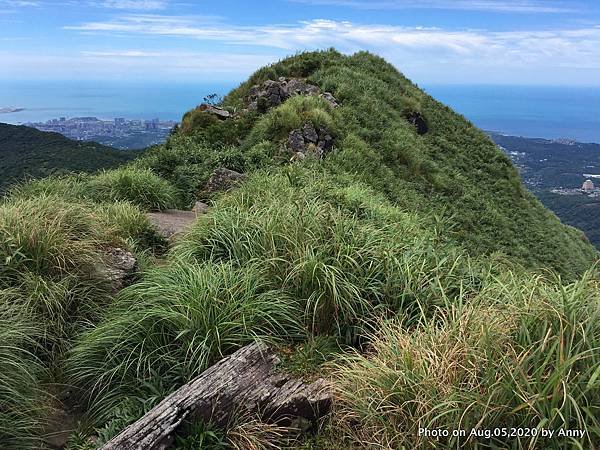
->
[290,0,579,13]
[100,0,168,10]
[63,16,600,68]
[0,49,278,81]
[60,17,600,84]
[0,0,40,6]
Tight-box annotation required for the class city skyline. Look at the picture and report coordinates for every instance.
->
[1,0,600,85]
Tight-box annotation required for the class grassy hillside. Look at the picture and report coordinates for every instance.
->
[0,122,138,193]
[0,50,598,449]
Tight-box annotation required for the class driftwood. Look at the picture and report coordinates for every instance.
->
[101,342,331,450]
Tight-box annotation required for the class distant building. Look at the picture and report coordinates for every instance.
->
[145,120,158,130]
[582,180,595,192]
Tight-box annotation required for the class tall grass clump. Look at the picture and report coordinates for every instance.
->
[331,269,600,449]
[84,167,180,211]
[95,201,167,252]
[0,303,47,449]
[66,260,302,424]
[174,168,486,339]
[0,195,105,281]
[244,95,336,150]
[11,168,181,211]
[9,174,90,201]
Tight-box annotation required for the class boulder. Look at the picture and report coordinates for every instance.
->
[192,201,209,214]
[102,247,138,291]
[288,129,306,153]
[285,78,320,96]
[205,168,247,193]
[198,104,231,120]
[302,122,319,143]
[321,92,339,108]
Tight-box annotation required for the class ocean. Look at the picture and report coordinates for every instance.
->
[1,81,599,143]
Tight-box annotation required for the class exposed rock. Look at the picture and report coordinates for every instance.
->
[406,111,428,135]
[205,167,247,193]
[102,247,138,291]
[286,123,334,160]
[321,92,339,108]
[192,201,209,214]
[302,122,319,143]
[285,77,320,96]
[288,129,307,153]
[198,104,231,120]
[247,77,338,112]
[146,210,199,241]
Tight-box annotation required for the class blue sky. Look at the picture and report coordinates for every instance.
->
[1,0,600,85]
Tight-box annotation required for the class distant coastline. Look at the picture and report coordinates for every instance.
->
[0,107,25,114]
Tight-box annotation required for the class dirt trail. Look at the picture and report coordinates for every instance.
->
[147,203,208,241]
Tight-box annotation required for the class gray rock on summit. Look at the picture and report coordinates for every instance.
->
[287,122,334,160]
[247,77,339,112]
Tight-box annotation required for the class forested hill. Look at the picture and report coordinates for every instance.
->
[0,122,137,192]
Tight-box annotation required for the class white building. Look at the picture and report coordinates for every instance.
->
[582,179,595,192]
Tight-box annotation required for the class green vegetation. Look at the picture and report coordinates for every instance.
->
[0,50,598,449]
[331,270,600,449]
[0,122,138,193]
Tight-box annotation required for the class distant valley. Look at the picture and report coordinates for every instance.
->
[491,132,600,248]
[24,116,178,150]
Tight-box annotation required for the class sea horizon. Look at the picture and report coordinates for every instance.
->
[1,81,599,144]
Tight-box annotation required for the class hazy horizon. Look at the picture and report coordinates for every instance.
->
[2,0,600,86]
[2,0,599,142]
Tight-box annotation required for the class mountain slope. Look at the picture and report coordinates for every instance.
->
[156,49,596,277]
[1,51,598,449]
[0,122,137,192]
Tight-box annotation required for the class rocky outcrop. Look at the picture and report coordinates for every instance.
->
[102,247,138,291]
[287,122,334,160]
[197,104,231,120]
[247,77,338,112]
[406,111,428,135]
[205,167,247,193]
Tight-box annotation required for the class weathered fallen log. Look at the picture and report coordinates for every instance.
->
[101,342,331,450]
